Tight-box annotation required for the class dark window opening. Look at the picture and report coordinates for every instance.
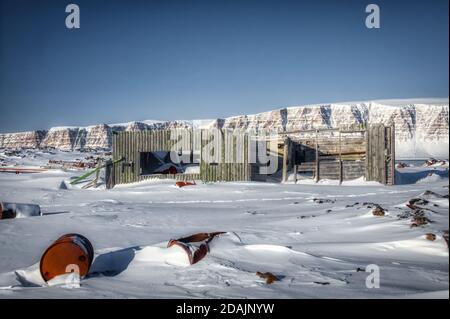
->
[139,151,199,175]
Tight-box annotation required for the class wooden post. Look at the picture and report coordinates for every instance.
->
[373,125,380,183]
[220,129,225,182]
[380,125,387,185]
[294,164,298,184]
[390,125,396,185]
[106,160,113,189]
[200,130,204,182]
[315,130,320,182]
[365,126,370,181]
[94,167,100,188]
[338,130,343,185]
[282,138,289,182]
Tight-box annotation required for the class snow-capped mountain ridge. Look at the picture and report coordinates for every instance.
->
[0,98,448,158]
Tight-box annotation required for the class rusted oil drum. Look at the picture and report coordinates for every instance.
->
[40,233,94,282]
[167,232,225,265]
[0,202,41,219]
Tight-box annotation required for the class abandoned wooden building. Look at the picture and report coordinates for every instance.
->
[107,124,395,188]
[281,124,395,185]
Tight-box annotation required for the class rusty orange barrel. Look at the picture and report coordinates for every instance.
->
[40,234,94,282]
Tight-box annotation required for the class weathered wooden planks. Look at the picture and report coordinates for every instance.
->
[113,129,202,185]
[365,124,396,185]
[111,125,395,186]
[297,160,365,181]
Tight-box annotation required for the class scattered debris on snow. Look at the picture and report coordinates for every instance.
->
[256,272,280,284]
[0,202,41,219]
[372,206,386,217]
[0,151,448,298]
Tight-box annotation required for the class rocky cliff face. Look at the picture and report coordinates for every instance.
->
[222,104,370,131]
[38,125,114,150]
[0,99,448,158]
[0,130,46,149]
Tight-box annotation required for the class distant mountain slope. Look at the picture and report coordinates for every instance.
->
[0,98,448,158]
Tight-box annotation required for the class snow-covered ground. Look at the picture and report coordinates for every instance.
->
[0,151,448,299]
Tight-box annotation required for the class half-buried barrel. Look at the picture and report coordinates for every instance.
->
[0,202,41,219]
[40,234,94,282]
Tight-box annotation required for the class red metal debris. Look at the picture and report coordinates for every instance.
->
[175,181,196,188]
[0,167,47,174]
[167,232,226,265]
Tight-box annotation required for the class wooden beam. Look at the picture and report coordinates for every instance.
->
[380,125,387,185]
[276,128,367,135]
[105,160,113,189]
[390,125,396,185]
[294,164,298,184]
[315,130,320,183]
[282,138,289,182]
[339,130,343,185]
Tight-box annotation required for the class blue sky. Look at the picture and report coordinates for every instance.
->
[0,0,448,133]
